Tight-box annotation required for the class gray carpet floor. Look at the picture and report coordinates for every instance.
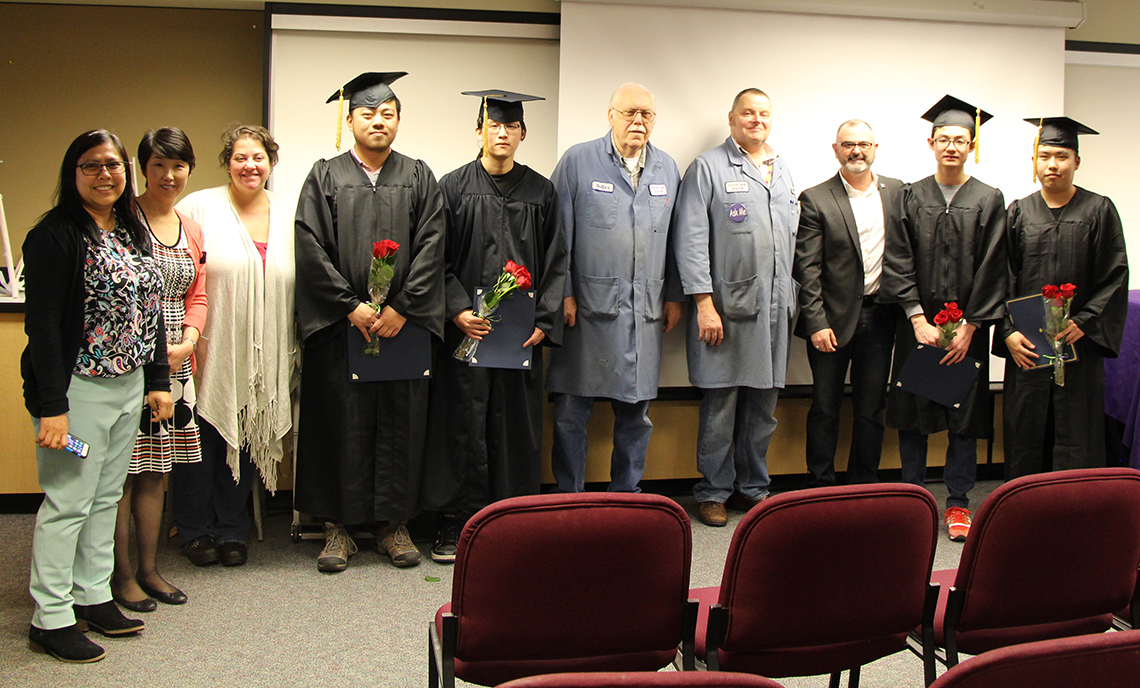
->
[0,480,998,688]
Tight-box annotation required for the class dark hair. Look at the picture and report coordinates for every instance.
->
[732,88,769,111]
[931,124,974,142]
[218,124,279,168]
[51,129,149,250]
[138,127,196,171]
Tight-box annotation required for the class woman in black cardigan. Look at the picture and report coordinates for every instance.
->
[22,130,173,663]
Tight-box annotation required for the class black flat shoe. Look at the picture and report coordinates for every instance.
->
[29,624,105,663]
[73,601,144,636]
[136,577,187,605]
[182,535,220,566]
[113,593,157,613]
[217,541,248,567]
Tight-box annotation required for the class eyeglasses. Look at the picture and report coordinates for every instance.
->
[484,122,522,133]
[77,160,126,176]
[934,136,971,149]
[839,141,874,151]
[612,108,656,123]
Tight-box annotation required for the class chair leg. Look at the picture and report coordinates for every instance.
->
[829,672,842,688]
[680,599,698,671]
[428,622,440,688]
[706,605,728,672]
[922,582,940,687]
[428,616,457,688]
[849,665,860,688]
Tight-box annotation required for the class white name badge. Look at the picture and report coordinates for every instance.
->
[725,181,749,193]
[649,183,667,197]
[592,181,614,193]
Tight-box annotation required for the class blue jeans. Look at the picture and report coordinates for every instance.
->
[551,393,652,493]
[898,430,976,509]
[693,386,777,503]
[171,417,253,546]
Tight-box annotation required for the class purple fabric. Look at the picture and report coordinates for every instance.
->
[1103,290,1140,468]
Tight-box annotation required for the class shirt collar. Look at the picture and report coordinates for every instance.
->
[610,132,647,169]
[838,170,879,197]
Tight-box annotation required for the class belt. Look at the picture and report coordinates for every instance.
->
[862,293,879,307]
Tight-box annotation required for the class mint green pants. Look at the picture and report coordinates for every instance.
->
[30,369,144,630]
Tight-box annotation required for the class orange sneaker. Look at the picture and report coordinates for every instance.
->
[945,507,972,542]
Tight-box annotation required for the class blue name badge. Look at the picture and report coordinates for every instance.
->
[728,203,748,222]
[592,181,614,193]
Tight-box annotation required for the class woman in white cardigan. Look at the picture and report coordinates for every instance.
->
[174,125,297,567]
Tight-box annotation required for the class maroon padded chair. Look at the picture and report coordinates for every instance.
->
[690,483,940,688]
[919,468,1140,672]
[928,630,1140,688]
[429,493,697,688]
[495,670,787,688]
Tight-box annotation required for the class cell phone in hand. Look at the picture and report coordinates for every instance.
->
[65,434,90,459]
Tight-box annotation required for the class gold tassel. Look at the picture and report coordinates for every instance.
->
[335,88,344,151]
[1032,118,1043,183]
[974,107,981,164]
[481,97,490,159]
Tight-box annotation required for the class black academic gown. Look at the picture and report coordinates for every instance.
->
[997,187,1129,477]
[293,150,445,525]
[881,176,1007,438]
[422,159,567,515]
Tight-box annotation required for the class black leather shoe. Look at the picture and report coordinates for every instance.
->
[136,577,187,605]
[725,491,768,513]
[113,593,157,613]
[29,624,105,663]
[217,541,248,567]
[74,601,144,636]
[182,535,220,566]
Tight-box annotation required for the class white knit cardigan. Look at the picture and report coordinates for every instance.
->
[177,185,297,491]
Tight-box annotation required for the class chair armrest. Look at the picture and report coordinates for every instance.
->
[706,604,729,672]
[680,599,698,671]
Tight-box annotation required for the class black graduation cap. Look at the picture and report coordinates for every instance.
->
[922,95,993,163]
[1025,116,1098,181]
[327,72,407,150]
[462,89,544,125]
[1025,117,1098,152]
[327,72,407,110]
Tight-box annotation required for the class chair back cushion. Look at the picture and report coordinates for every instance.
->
[496,670,787,687]
[715,483,939,675]
[951,468,1140,653]
[929,630,1140,688]
[450,493,692,684]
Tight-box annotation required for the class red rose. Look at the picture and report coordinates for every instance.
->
[513,265,532,290]
[933,311,949,326]
[1059,283,1076,300]
[1042,284,1060,299]
[373,239,400,259]
[504,260,519,274]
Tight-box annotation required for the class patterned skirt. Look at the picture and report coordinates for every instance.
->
[129,372,202,474]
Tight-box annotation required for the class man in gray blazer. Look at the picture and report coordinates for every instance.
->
[793,119,902,487]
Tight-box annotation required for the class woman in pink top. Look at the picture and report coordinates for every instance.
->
[112,128,206,611]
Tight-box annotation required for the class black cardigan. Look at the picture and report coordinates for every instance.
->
[21,209,170,418]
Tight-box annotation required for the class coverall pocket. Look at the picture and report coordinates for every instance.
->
[718,275,760,319]
[644,278,665,322]
[577,274,620,319]
[589,192,618,229]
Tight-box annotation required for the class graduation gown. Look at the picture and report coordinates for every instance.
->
[422,159,567,514]
[293,150,445,525]
[998,187,1129,476]
[881,176,1006,438]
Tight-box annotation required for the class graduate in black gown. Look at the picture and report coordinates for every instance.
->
[294,72,445,572]
[421,90,566,563]
[998,117,1129,478]
[881,95,1006,542]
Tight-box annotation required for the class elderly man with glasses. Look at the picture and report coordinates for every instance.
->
[546,82,683,494]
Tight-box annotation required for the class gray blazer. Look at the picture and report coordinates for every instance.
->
[793,171,903,348]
